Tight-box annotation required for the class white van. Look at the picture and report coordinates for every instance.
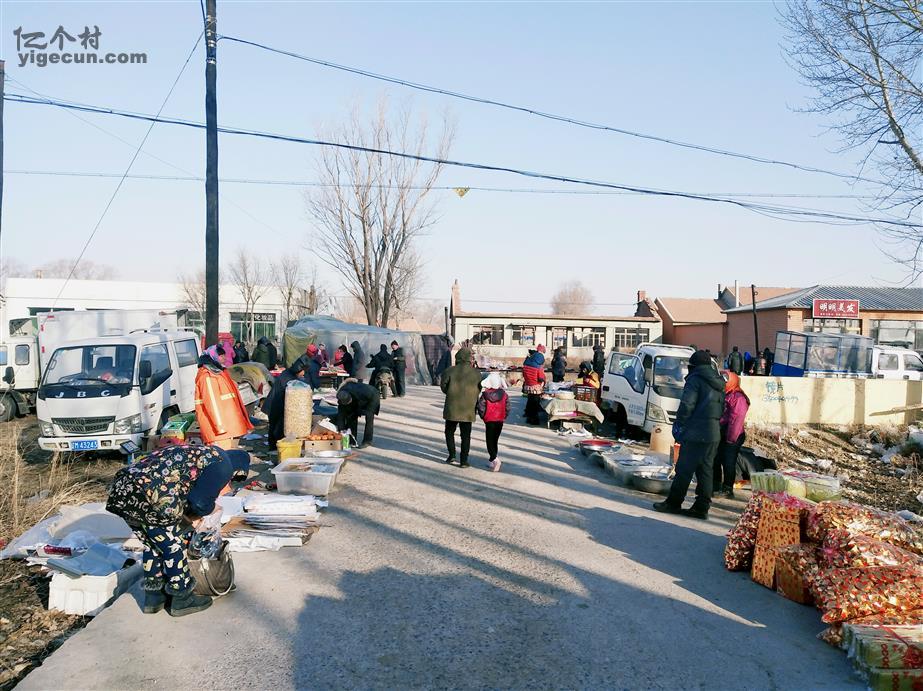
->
[872,345,923,381]
[36,330,201,453]
[600,343,695,433]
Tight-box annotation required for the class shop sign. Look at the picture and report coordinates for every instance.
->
[812,299,859,318]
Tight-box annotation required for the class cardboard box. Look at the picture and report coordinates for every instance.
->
[775,554,814,605]
[866,668,923,691]
[751,544,776,589]
[756,498,809,549]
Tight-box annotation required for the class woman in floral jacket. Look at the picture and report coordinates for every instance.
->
[107,445,241,616]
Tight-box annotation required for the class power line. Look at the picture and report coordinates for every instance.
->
[220,34,887,187]
[3,169,880,200]
[48,32,204,306]
[5,92,920,230]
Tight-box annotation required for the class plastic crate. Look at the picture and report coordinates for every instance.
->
[49,561,142,616]
[271,458,338,496]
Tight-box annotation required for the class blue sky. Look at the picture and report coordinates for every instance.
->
[0,1,913,314]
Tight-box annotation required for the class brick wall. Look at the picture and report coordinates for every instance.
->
[725,309,799,354]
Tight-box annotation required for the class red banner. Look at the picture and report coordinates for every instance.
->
[812,299,859,318]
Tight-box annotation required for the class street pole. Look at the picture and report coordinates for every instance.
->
[204,0,219,345]
[1,60,6,251]
[751,284,760,358]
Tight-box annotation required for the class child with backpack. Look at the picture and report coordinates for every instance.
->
[477,372,511,472]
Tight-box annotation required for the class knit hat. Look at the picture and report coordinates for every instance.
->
[482,372,507,390]
[689,350,712,367]
[536,344,546,354]
[306,344,319,356]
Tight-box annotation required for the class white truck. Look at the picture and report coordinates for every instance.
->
[600,343,695,434]
[35,329,203,453]
[871,345,923,381]
[1,309,183,422]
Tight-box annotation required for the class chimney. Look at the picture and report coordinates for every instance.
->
[734,280,740,307]
[717,283,722,299]
[637,290,646,303]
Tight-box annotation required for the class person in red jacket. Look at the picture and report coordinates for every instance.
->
[521,345,546,425]
[194,345,253,448]
[713,371,750,498]
[477,372,510,472]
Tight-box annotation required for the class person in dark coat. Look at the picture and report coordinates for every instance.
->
[762,347,774,375]
[266,339,279,369]
[654,350,725,519]
[233,341,250,364]
[368,344,395,392]
[390,340,407,397]
[251,337,272,369]
[336,380,380,448]
[592,344,606,378]
[350,341,366,382]
[727,346,744,375]
[303,345,322,389]
[337,344,353,374]
[434,339,453,384]
[440,348,482,467]
[521,345,546,425]
[551,347,567,383]
[264,356,308,450]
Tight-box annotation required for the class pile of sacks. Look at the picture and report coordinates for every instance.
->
[725,494,923,688]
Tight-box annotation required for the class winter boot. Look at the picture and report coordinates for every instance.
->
[168,590,213,617]
[142,589,167,614]
[652,501,682,514]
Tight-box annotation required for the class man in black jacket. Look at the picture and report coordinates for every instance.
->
[264,356,308,451]
[654,350,725,519]
[727,346,744,375]
[390,340,407,397]
[368,344,395,393]
[592,344,606,378]
[336,381,380,448]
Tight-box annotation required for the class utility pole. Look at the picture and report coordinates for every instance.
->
[750,284,760,358]
[1,60,6,250]
[204,0,219,345]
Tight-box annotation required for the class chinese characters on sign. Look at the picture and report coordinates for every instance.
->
[812,299,860,319]
[13,25,146,68]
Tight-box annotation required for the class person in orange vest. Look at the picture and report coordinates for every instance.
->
[194,345,253,448]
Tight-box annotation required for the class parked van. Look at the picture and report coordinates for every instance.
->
[36,330,202,453]
[600,343,695,433]
[872,345,923,381]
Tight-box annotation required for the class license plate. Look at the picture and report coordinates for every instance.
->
[71,440,99,451]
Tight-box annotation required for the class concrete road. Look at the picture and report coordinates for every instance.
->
[21,386,857,690]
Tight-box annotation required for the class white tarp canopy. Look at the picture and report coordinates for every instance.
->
[282,315,433,385]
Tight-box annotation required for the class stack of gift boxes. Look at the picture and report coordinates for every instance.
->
[725,493,923,689]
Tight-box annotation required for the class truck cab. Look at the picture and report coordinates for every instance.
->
[0,336,40,421]
[600,343,694,433]
[872,345,923,381]
[36,330,201,453]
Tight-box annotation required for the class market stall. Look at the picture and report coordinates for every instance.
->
[540,382,604,431]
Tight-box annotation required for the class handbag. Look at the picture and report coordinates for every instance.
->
[188,539,235,597]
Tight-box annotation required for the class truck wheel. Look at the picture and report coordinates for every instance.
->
[0,396,14,422]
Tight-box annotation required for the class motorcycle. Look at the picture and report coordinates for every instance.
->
[375,369,394,400]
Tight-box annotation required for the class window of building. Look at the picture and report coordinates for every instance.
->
[511,326,535,346]
[174,339,199,368]
[613,327,650,350]
[230,312,277,342]
[803,318,861,335]
[471,325,504,346]
[572,328,606,348]
[14,345,30,366]
[185,311,205,334]
[878,353,899,371]
[550,328,567,351]
[870,320,923,351]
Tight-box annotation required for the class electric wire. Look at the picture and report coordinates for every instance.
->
[47,32,204,307]
[5,92,920,230]
[220,34,887,187]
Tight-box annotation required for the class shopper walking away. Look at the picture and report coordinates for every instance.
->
[653,349,725,520]
[522,345,546,425]
[194,346,253,449]
[251,336,273,369]
[592,343,606,378]
[106,445,238,617]
[551,347,567,383]
[390,340,407,397]
[264,356,308,450]
[350,341,366,382]
[477,372,510,472]
[337,344,352,374]
[336,380,380,448]
[727,346,744,375]
[713,371,750,498]
[441,347,482,467]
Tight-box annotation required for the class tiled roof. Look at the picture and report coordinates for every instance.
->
[656,297,725,324]
[724,285,923,313]
[726,286,802,306]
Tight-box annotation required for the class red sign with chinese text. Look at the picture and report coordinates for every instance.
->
[812,299,860,318]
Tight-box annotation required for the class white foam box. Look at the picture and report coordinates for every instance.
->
[48,561,143,616]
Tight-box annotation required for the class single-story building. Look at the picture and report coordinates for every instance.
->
[636,284,799,357]
[724,285,923,355]
[450,281,661,367]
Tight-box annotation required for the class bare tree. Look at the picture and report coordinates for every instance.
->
[0,257,28,291]
[273,255,305,326]
[306,100,453,328]
[35,258,119,280]
[781,0,923,276]
[551,281,595,315]
[228,250,269,342]
[179,270,209,320]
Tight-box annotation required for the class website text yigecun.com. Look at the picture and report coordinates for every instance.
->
[18,50,147,68]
